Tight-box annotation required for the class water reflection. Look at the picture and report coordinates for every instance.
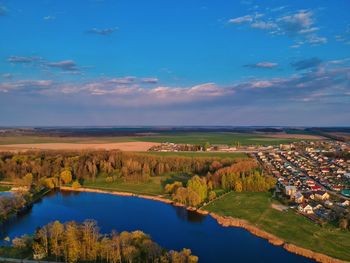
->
[172,206,206,223]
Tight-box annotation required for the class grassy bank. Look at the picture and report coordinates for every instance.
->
[204,192,350,261]
[83,177,165,196]
[0,185,11,192]
[0,247,30,259]
[82,172,194,196]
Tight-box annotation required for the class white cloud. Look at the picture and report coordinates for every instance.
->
[228,15,253,24]
[228,9,327,46]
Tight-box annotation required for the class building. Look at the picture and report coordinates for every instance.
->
[285,185,297,197]
[298,204,314,214]
[294,192,304,204]
[314,191,330,201]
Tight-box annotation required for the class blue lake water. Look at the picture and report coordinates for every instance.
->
[0,192,12,197]
[0,191,315,263]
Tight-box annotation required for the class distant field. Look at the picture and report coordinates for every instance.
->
[0,136,134,145]
[139,151,248,158]
[133,132,318,145]
[0,142,159,152]
[204,192,350,261]
[0,132,321,151]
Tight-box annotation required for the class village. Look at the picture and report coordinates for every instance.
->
[255,140,350,224]
[150,140,350,225]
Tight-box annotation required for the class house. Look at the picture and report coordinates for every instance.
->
[311,185,322,191]
[339,200,350,207]
[314,207,334,221]
[303,192,315,200]
[324,200,333,207]
[294,192,304,204]
[314,191,330,201]
[298,204,314,214]
[285,185,297,197]
[306,180,315,186]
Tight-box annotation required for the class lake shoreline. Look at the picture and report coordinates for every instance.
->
[59,186,348,263]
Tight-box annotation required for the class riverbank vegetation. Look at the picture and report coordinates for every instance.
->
[165,159,276,207]
[204,192,350,261]
[7,220,198,263]
[0,185,11,192]
[0,151,249,194]
[0,151,275,204]
[0,150,240,184]
[0,187,50,222]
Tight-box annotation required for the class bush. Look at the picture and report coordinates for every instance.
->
[105,176,114,183]
[208,191,217,201]
[72,181,81,189]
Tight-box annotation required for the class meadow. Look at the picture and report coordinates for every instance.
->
[204,192,350,261]
[0,185,11,192]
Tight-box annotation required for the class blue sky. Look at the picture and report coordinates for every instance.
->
[0,0,349,126]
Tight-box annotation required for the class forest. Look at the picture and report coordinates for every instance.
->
[0,150,240,186]
[8,220,198,263]
[0,150,276,208]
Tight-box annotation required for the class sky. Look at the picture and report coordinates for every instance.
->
[0,0,349,126]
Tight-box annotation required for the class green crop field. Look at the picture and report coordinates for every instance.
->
[138,151,248,158]
[0,135,133,145]
[0,185,11,192]
[0,132,309,146]
[132,132,303,146]
[204,192,350,261]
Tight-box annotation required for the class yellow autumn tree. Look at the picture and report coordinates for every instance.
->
[60,170,72,185]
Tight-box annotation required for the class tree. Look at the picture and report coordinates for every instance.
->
[339,218,349,230]
[22,173,33,187]
[72,181,81,189]
[203,142,210,151]
[234,180,243,192]
[165,181,182,194]
[64,222,80,263]
[12,220,199,263]
[49,221,64,261]
[60,170,72,185]
[208,191,217,201]
[187,175,207,203]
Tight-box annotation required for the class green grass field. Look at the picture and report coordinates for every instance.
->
[204,192,350,261]
[82,172,193,196]
[0,246,30,259]
[139,151,248,158]
[0,135,133,145]
[133,132,304,146]
[0,185,11,192]
[0,132,308,146]
[83,177,164,196]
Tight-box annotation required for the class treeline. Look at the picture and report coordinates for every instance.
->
[0,150,239,185]
[11,220,198,263]
[0,193,26,221]
[166,159,276,207]
[0,184,49,222]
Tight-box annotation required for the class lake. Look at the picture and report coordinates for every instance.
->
[0,192,13,197]
[0,191,315,263]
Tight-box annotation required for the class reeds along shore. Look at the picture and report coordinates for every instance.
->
[59,187,349,263]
